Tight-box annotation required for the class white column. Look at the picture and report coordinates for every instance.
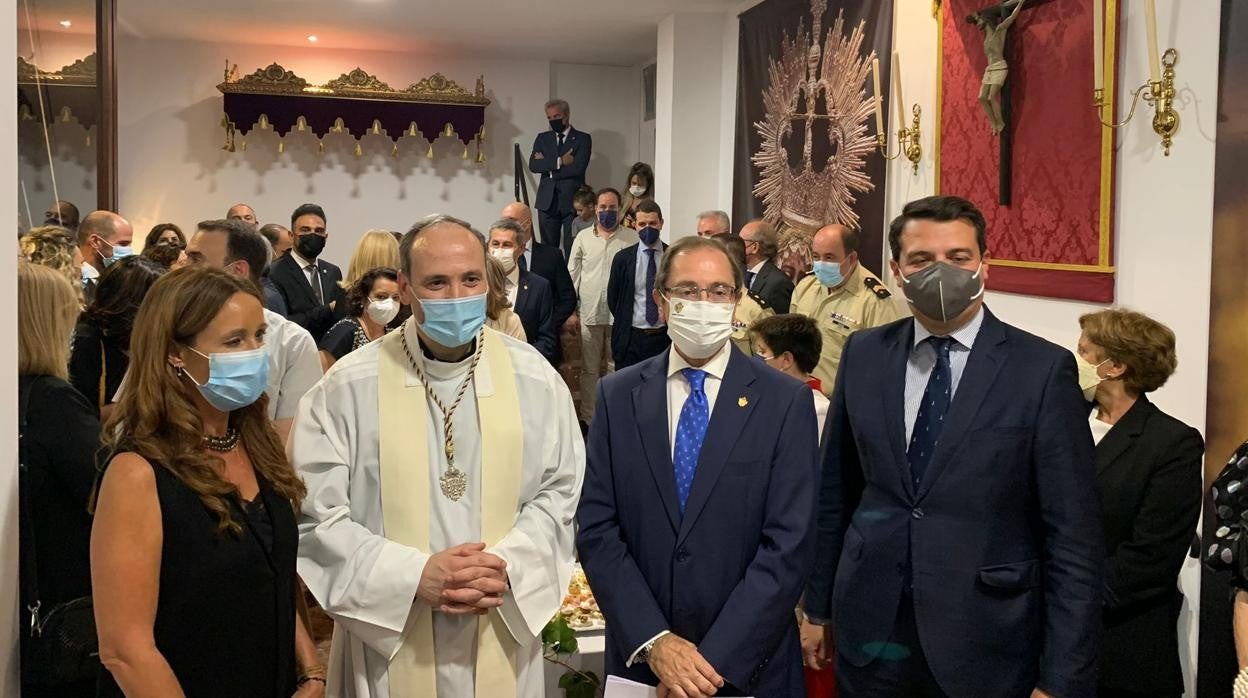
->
[2,0,21,692]
[654,12,729,240]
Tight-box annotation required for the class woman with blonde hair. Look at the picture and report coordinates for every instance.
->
[20,225,83,301]
[341,229,401,290]
[484,252,526,340]
[18,261,100,697]
[92,266,324,697]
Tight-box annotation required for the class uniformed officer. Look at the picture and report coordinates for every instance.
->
[717,234,776,356]
[791,223,903,396]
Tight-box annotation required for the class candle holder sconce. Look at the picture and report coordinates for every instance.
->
[1093,48,1179,156]
[877,104,923,174]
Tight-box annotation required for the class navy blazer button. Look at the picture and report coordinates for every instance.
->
[912,508,925,520]
[675,548,689,562]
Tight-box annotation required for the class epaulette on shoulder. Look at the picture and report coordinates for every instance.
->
[747,289,770,309]
[864,276,892,300]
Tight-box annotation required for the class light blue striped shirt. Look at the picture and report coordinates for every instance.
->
[904,307,986,443]
[632,242,665,329]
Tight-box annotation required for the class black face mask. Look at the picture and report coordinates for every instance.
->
[549,118,565,133]
[296,233,326,260]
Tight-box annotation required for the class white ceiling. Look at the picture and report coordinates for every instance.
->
[21,0,739,66]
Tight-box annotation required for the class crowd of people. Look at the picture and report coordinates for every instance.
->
[9,100,1235,698]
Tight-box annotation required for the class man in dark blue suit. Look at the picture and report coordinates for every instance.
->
[578,235,819,697]
[803,195,1103,698]
[528,98,591,250]
[488,219,558,364]
[606,198,669,369]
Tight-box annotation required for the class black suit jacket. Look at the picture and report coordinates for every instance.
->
[749,260,794,314]
[606,242,668,367]
[269,252,344,341]
[527,241,576,334]
[806,308,1104,698]
[511,269,558,365]
[577,347,818,695]
[1095,395,1203,694]
[528,127,591,214]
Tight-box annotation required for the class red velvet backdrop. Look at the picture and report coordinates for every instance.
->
[938,0,1115,302]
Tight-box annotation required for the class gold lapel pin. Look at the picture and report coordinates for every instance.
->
[738,396,748,407]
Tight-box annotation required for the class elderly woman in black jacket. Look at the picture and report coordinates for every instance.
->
[1076,309,1203,698]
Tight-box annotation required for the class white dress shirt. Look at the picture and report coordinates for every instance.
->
[632,242,664,329]
[903,306,986,443]
[747,260,766,289]
[505,266,520,308]
[1088,409,1113,445]
[568,226,638,326]
[521,238,534,273]
[627,341,731,666]
[290,248,319,288]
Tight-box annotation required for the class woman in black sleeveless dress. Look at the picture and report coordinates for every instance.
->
[91,266,324,697]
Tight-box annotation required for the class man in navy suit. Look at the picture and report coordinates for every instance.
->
[269,203,345,341]
[606,198,669,368]
[803,195,1103,698]
[578,235,819,697]
[528,98,591,249]
[488,219,558,364]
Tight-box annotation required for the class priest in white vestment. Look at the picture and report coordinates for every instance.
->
[292,214,585,698]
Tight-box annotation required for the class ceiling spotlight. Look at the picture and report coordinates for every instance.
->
[59,20,71,27]
[307,35,318,43]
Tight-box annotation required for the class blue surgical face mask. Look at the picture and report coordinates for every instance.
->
[184,346,270,412]
[98,238,134,268]
[813,260,844,288]
[598,210,618,230]
[638,226,660,246]
[418,293,487,348]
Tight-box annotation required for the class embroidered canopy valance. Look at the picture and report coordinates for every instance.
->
[217,62,490,160]
[18,53,98,132]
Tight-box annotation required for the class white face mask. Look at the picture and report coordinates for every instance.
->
[666,298,735,360]
[490,246,517,273]
[628,185,646,197]
[1074,352,1109,401]
[366,297,400,326]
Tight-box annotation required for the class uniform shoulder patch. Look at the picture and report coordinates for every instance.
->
[747,289,770,309]
[864,277,892,299]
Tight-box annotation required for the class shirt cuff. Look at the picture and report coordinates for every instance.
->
[626,630,671,667]
[803,612,832,626]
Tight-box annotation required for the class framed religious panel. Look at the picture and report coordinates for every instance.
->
[936,0,1118,302]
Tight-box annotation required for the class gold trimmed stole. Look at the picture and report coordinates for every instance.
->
[378,328,523,697]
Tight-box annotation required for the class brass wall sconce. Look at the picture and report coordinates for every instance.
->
[877,104,923,174]
[1094,48,1179,156]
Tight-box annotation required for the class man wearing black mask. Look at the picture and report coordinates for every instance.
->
[269,203,345,340]
[528,99,591,248]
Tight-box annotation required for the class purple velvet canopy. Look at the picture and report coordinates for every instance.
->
[217,63,490,156]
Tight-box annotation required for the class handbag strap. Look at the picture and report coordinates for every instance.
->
[18,377,42,632]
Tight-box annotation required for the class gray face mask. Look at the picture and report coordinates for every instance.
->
[898,261,984,322]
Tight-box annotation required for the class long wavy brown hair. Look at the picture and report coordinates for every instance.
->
[101,265,306,534]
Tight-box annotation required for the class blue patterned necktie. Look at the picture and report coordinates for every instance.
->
[745,270,756,287]
[908,337,954,485]
[644,248,659,325]
[673,368,710,513]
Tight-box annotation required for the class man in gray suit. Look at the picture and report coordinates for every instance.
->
[740,219,795,313]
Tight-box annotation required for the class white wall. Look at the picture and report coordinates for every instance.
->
[3,2,21,694]
[550,61,641,194]
[655,12,729,239]
[115,36,556,266]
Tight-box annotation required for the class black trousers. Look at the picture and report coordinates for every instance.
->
[837,597,948,698]
[537,208,570,249]
[615,328,670,369]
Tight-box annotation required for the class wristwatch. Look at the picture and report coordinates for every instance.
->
[635,636,660,665]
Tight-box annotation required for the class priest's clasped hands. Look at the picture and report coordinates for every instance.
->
[650,634,725,698]
[416,542,509,615]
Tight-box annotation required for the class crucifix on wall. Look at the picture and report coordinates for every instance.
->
[967,0,1046,205]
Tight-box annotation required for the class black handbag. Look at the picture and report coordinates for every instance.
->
[18,377,100,686]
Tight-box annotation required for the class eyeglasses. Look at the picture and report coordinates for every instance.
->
[663,284,738,303]
[755,352,775,361]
